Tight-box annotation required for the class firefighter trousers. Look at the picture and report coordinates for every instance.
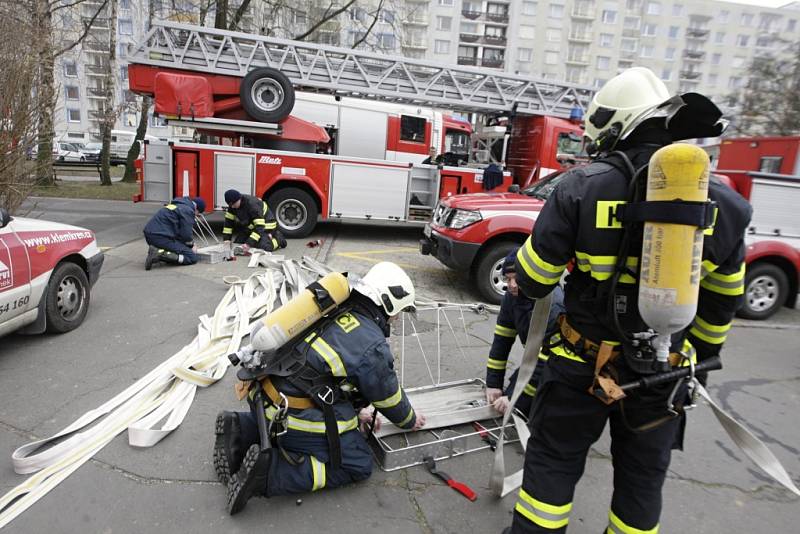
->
[510,357,681,534]
[143,232,198,264]
[232,229,287,252]
[236,410,373,497]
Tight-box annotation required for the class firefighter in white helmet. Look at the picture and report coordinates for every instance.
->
[504,68,752,533]
[215,262,426,515]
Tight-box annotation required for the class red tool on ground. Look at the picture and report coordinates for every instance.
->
[423,456,477,501]
[472,422,497,451]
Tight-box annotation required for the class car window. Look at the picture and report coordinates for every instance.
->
[522,171,568,200]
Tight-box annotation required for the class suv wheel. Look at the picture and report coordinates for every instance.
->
[472,241,518,305]
[737,262,788,320]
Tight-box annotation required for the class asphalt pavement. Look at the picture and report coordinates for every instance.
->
[0,197,798,533]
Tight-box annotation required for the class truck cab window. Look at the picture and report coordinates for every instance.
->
[759,156,782,173]
[445,131,470,155]
[400,115,426,143]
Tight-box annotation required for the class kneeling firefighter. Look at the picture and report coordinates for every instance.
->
[215,262,426,514]
[143,196,206,270]
[506,67,751,533]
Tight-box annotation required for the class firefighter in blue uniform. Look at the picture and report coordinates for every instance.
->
[143,196,205,270]
[214,262,426,514]
[505,68,752,533]
[222,189,286,253]
[486,248,564,416]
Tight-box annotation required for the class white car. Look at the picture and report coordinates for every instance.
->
[55,142,86,162]
[0,207,104,338]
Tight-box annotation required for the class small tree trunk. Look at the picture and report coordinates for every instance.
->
[214,0,229,29]
[122,96,150,182]
[35,0,55,185]
[100,0,118,186]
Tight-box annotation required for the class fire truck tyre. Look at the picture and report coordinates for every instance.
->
[45,262,90,334]
[268,188,317,238]
[737,262,788,320]
[473,241,517,305]
[240,68,295,123]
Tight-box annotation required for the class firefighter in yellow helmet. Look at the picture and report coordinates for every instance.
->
[504,68,752,533]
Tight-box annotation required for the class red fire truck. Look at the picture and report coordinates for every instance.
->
[128,22,592,236]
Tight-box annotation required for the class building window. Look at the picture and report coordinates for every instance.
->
[65,86,80,100]
[708,73,718,86]
[545,28,560,41]
[149,114,168,127]
[711,53,721,65]
[599,33,613,48]
[714,32,725,44]
[518,48,533,62]
[522,1,536,16]
[120,66,128,80]
[594,78,607,88]
[120,0,131,9]
[380,10,395,24]
[544,51,559,65]
[672,4,683,16]
[349,7,365,22]
[119,19,133,35]
[718,10,729,24]
[665,47,675,60]
[64,60,78,77]
[460,22,478,33]
[646,2,660,16]
[520,25,537,39]
[740,13,753,27]
[788,19,797,32]
[438,0,454,5]
[621,38,637,52]
[624,17,640,30]
[756,36,773,49]
[66,109,81,123]
[349,30,366,46]
[668,25,679,39]
[549,4,564,18]
[118,43,128,58]
[485,25,506,38]
[292,10,307,25]
[661,69,671,81]
[728,77,742,89]
[436,16,451,31]
[736,34,749,47]
[602,10,617,24]
[640,45,654,58]
[732,56,746,68]
[434,40,450,54]
[643,23,657,37]
[596,56,610,70]
[377,33,396,48]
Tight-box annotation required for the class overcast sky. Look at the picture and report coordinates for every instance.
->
[722,0,796,7]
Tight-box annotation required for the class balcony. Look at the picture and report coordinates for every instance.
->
[686,27,709,39]
[87,87,106,99]
[459,32,481,43]
[457,56,479,66]
[622,28,640,38]
[481,57,504,68]
[683,49,705,61]
[402,17,428,26]
[486,12,509,23]
[565,55,590,65]
[462,9,482,20]
[679,70,702,81]
[483,35,507,46]
[88,109,107,120]
[85,64,108,76]
[401,41,427,50]
[620,50,638,60]
[83,17,110,30]
[571,8,596,19]
[568,31,594,43]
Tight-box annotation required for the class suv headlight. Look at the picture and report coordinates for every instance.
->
[448,209,482,229]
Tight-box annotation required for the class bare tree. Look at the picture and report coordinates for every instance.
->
[99,0,119,186]
[0,3,38,212]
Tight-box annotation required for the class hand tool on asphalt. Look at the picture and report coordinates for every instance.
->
[472,422,497,451]
[423,456,477,501]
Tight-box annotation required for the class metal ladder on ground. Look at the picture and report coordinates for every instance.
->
[130,21,595,118]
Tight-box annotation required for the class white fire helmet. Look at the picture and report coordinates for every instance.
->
[584,67,671,155]
[358,262,416,317]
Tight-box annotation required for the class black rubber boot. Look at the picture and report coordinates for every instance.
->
[157,249,182,264]
[227,444,270,515]
[145,246,160,271]
[213,412,244,485]
[275,230,287,249]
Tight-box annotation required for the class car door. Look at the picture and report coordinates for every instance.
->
[0,214,32,326]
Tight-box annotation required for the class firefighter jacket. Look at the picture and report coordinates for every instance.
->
[263,301,417,455]
[143,197,196,244]
[486,285,565,391]
[514,144,752,363]
[222,194,278,247]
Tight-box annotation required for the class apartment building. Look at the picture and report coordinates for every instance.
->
[53,0,799,143]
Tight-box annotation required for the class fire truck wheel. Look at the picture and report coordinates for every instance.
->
[737,262,788,320]
[473,241,517,305]
[240,68,295,123]
[268,188,317,238]
[45,261,90,334]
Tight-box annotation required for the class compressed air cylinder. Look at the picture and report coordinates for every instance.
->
[250,272,350,353]
[638,144,709,365]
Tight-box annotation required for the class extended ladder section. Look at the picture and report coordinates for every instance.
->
[131,21,594,118]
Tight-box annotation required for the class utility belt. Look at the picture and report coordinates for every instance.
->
[554,315,688,407]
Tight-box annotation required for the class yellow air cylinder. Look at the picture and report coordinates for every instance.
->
[638,144,709,366]
[250,272,351,353]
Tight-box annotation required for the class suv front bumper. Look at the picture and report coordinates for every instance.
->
[419,225,480,271]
